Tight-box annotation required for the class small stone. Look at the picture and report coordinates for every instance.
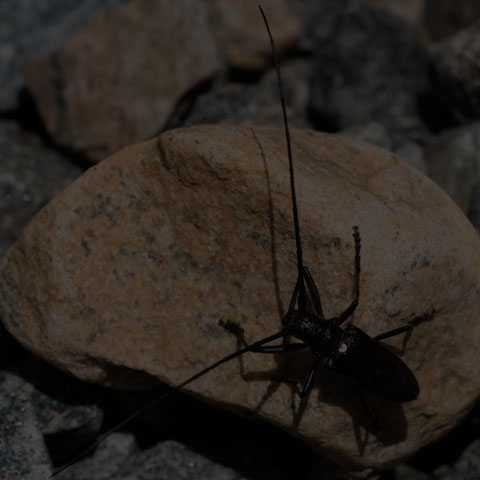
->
[57,432,138,480]
[118,440,247,480]
[1,125,480,470]
[433,439,480,480]
[309,5,429,140]
[0,372,52,480]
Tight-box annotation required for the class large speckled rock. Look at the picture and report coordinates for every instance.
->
[1,125,480,470]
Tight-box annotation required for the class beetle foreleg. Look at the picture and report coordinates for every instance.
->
[303,266,325,318]
[287,272,302,314]
[332,226,361,327]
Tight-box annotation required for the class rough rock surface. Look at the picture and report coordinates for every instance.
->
[184,58,312,129]
[1,125,480,470]
[0,372,51,480]
[308,4,429,141]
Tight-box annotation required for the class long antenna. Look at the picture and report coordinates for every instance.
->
[50,329,287,478]
[51,7,301,477]
[258,5,306,312]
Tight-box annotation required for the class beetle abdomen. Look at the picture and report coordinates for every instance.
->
[326,325,419,402]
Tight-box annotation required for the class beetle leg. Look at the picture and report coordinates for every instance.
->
[303,266,324,318]
[220,319,307,353]
[287,272,302,313]
[249,343,308,354]
[374,324,412,341]
[299,356,322,398]
[354,385,379,431]
[375,311,434,341]
[332,226,361,327]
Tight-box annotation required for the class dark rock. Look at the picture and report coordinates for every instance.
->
[184,58,312,129]
[423,122,480,212]
[309,4,429,140]
[53,432,138,480]
[0,319,104,472]
[0,119,83,257]
[468,179,480,234]
[56,436,250,480]
[367,0,427,33]
[433,439,480,480]
[285,0,360,50]
[341,123,428,173]
[429,21,480,122]
[424,0,480,41]
[0,372,51,479]
[118,440,247,480]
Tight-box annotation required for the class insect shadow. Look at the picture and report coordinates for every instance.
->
[215,145,411,451]
[205,6,425,451]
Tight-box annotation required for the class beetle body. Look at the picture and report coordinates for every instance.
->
[326,325,419,402]
[283,288,420,403]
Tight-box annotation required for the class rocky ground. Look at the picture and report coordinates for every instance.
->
[1,0,480,479]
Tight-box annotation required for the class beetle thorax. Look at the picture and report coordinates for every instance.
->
[283,311,343,357]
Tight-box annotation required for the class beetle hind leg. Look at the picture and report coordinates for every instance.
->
[354,386,379,432]
[374,324,412,341]
[219,319,307,354]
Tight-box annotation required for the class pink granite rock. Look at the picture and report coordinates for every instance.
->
[23,0,222,161]
[1,125,480,470]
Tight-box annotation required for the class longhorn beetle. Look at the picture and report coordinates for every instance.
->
[50,5,420,477]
